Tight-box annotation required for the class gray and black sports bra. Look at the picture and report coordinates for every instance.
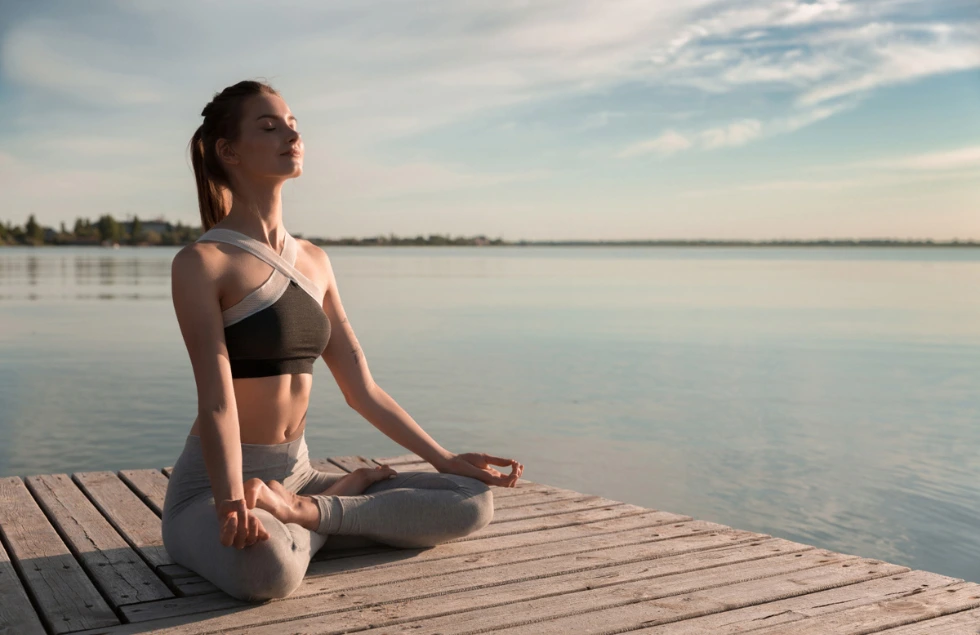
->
[196,228,331,379]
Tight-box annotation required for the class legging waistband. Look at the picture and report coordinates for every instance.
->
[174,433,312,482]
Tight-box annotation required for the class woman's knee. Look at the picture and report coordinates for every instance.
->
[168,505,307,602]
[220,537,306,602]
[432,474,494,534]
[459,486,494,534]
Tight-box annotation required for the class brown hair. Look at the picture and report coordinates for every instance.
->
[189,80,280,231]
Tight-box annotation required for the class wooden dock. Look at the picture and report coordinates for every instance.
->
[1,453,978,635]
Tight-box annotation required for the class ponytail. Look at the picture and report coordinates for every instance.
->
[190,125,227,231]
[188,80,280,232]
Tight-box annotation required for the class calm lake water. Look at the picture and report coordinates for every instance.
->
[1,245,978,582]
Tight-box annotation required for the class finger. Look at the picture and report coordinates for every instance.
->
[255,516,270,541]
[220,514,237,547]
[480,454,518,467]
[451,460,497,485]
[235,506,249,549]
[245,511,259,546]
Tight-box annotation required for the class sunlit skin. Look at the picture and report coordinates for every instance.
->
[175,92,523,548]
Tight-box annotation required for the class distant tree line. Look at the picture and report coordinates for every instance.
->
[0,214,200,246]
[0,215,505,247]
[1,213,975,247]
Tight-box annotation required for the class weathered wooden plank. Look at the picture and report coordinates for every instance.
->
[118,469,170,516]
[372,453,424,465]
[744,581,980,634]
[636,569,960,634]
[172,577,221,597]
[448,501,642,541]
[0,476,119,634]
[72,471,173,569]
[326,455,377,472]
[312,544,399,562]
[24,473,173,607]
[876,607,980,633]
[432,556,909,635]
[489,494,617,523]
[157,563,198,580]
[120,592,246,624]
[307,459,348,474]
[486,481,561,499]
[491,488,598,510]
[0,531,47,635]
[162,466,173,477]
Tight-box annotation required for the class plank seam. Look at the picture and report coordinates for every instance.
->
[0,477,55,635]
[116,471,162,520]
[443,503,646,542]
[490,495,607,518]
[68,472,182,607]
[20,475,130,630]
[837,600,980,635]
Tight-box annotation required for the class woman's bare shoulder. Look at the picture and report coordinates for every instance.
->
[295,237,332,295]
[171,240,227,284]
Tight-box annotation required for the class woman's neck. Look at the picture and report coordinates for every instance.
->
[223,180,286,245]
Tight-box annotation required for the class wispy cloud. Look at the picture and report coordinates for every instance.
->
[618,102,851,158]
[1,21,163,106]
[857,146,980,171]
[617,129,693,157]
[700,119,763,149]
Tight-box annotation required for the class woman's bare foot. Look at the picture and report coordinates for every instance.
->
[321,465,398,496]
[242,466,398,532]
[243,478,306,525]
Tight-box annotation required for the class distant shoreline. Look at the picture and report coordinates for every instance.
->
[4,215,976,248]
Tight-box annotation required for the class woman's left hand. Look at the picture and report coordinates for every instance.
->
[435,452,524,487]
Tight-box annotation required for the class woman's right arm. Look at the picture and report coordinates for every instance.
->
[171,244,268,548]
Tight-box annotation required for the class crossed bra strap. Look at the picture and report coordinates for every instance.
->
[196,228,324,307]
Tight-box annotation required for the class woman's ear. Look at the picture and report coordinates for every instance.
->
[216,138,240,167]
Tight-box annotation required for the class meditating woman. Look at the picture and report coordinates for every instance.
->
[161,79,523,602]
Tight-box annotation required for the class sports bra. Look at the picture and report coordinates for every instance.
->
[195,228,331,378]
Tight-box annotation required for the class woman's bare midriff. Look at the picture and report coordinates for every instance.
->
[189,372,314,445]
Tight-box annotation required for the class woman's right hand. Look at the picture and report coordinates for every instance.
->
[216,497,271,548]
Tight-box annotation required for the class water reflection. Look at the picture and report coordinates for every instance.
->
[0,246,175,298]
[1,245,979,584]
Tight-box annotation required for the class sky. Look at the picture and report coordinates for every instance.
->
[0,0,978,241]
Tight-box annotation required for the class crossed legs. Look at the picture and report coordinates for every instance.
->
[162,464,494,603]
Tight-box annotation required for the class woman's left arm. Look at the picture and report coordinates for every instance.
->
[312,245,523,486]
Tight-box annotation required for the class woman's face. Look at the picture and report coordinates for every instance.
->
[220,92,303,184]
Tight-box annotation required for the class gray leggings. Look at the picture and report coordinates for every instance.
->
[161,433,494,602]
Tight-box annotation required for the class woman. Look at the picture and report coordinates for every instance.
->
[161,80,524,603]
